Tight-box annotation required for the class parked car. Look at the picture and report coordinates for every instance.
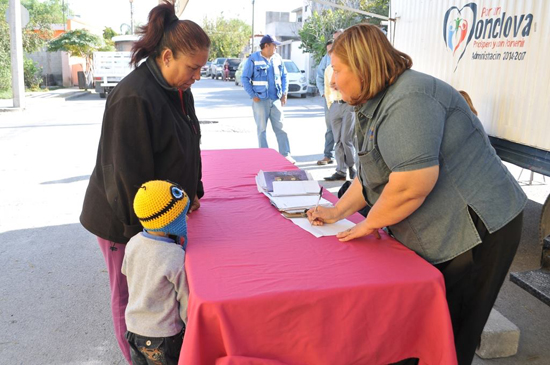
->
[225,58,241,80]
[283,59,307,98]
[210,58,227,79]
[235,59,247,86]
[201,61,212,77]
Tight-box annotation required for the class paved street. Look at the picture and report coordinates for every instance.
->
[1,78,549,364]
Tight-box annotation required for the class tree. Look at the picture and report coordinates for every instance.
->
[202,16,251,59]
[103,27,118,41]
[47,29,102,88]
[360,0,389,26]
[299,0,389,64]
[0,0,68,93]
[101,26,118,52]
[21,0,71,53]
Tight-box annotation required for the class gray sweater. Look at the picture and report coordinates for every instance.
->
[122,232,188,337]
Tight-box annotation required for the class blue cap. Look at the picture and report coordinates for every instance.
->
[260,35,281,46]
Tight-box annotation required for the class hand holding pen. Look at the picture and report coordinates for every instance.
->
[309,186,323,225]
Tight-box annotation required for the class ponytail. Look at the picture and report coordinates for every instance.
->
[131,0,210,67]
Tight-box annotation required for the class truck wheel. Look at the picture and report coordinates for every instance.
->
[99,92,106,98]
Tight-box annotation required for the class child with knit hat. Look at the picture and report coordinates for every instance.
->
[122,180,191,365]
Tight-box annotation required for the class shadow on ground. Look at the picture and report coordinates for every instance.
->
[0,224,126,364]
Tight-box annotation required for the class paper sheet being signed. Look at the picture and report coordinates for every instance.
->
[288,217,355,238]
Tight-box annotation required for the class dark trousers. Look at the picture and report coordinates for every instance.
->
[435,209,523,365]
[126,329,184,365]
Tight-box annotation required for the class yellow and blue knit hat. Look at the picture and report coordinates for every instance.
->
[133,180,190,246]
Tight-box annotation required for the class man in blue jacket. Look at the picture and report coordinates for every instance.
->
[242,35,293,162]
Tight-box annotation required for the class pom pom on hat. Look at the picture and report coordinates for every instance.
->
[133,180,190,238]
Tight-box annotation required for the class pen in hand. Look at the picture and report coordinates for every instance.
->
[310,186,323,225]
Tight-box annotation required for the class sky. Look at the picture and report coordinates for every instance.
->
[66,0,302,34]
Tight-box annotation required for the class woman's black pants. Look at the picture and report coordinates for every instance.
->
[434,209,523,365]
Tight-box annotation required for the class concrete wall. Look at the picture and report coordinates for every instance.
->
[27,49,64,86]
[265,21,302,40]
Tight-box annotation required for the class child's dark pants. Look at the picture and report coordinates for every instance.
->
[126,329,184,365]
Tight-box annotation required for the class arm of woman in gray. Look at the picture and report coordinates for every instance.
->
[310,93,444,241]
[338,166,438,241]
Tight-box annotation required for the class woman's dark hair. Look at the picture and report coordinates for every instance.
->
[130,0,210,66]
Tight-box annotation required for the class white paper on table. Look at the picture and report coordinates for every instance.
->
[256,173,267,192]
[288,217,356,237]
[271,180,320,196]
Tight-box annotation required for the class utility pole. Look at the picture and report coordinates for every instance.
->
[251,0,255,53]
[8,0,25,109]
[129,0,134,35]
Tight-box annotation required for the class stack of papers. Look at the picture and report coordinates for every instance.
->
[256,169,356,237]
[256,170,332,212]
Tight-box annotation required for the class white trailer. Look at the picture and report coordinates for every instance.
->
[92,52,133,98]
[389,0,549,168]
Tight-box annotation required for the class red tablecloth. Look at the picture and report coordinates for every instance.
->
[181,148,456,365]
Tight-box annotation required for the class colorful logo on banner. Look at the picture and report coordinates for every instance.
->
[443,3,477,71]
[443,3,534,72]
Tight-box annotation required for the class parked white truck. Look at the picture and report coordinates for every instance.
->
[93,51,133,98]
[389,0,549,303]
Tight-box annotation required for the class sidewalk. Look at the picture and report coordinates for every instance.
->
[0,87,91,111]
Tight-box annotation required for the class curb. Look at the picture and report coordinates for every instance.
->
[476,309,520,359]
[0,106,24,113]
[64,91,92,100]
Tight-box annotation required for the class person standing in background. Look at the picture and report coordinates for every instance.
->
[323,58,356,181]
[316,29,343,166]
[241,35,294,163]
[223,60,229,81]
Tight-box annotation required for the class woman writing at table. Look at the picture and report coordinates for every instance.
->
[308,24,526,365]
[80,1,210,362]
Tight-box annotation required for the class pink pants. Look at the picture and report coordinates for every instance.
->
[98,237,132,364]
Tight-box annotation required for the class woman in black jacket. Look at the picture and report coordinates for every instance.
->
[80,1,210,361]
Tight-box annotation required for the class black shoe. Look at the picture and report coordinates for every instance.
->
[349,167,357,179]
[324,172,346,181]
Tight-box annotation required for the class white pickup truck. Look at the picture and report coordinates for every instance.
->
[93,51,133,98]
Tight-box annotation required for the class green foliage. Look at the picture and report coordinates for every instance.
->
[299,0,389,64]
[103,27,118,41]
[47,29,102,58]
[22,0,69,29]
[299,9,363,64]
[101,27,117,51]
[202,16,251,59]
[0,1,10,90]
[23,57,42,90]
[0,88,12,99]
[360,0,389,26]
[0,0,68,92]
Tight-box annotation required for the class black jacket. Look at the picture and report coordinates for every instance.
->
[80,57,203,244]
